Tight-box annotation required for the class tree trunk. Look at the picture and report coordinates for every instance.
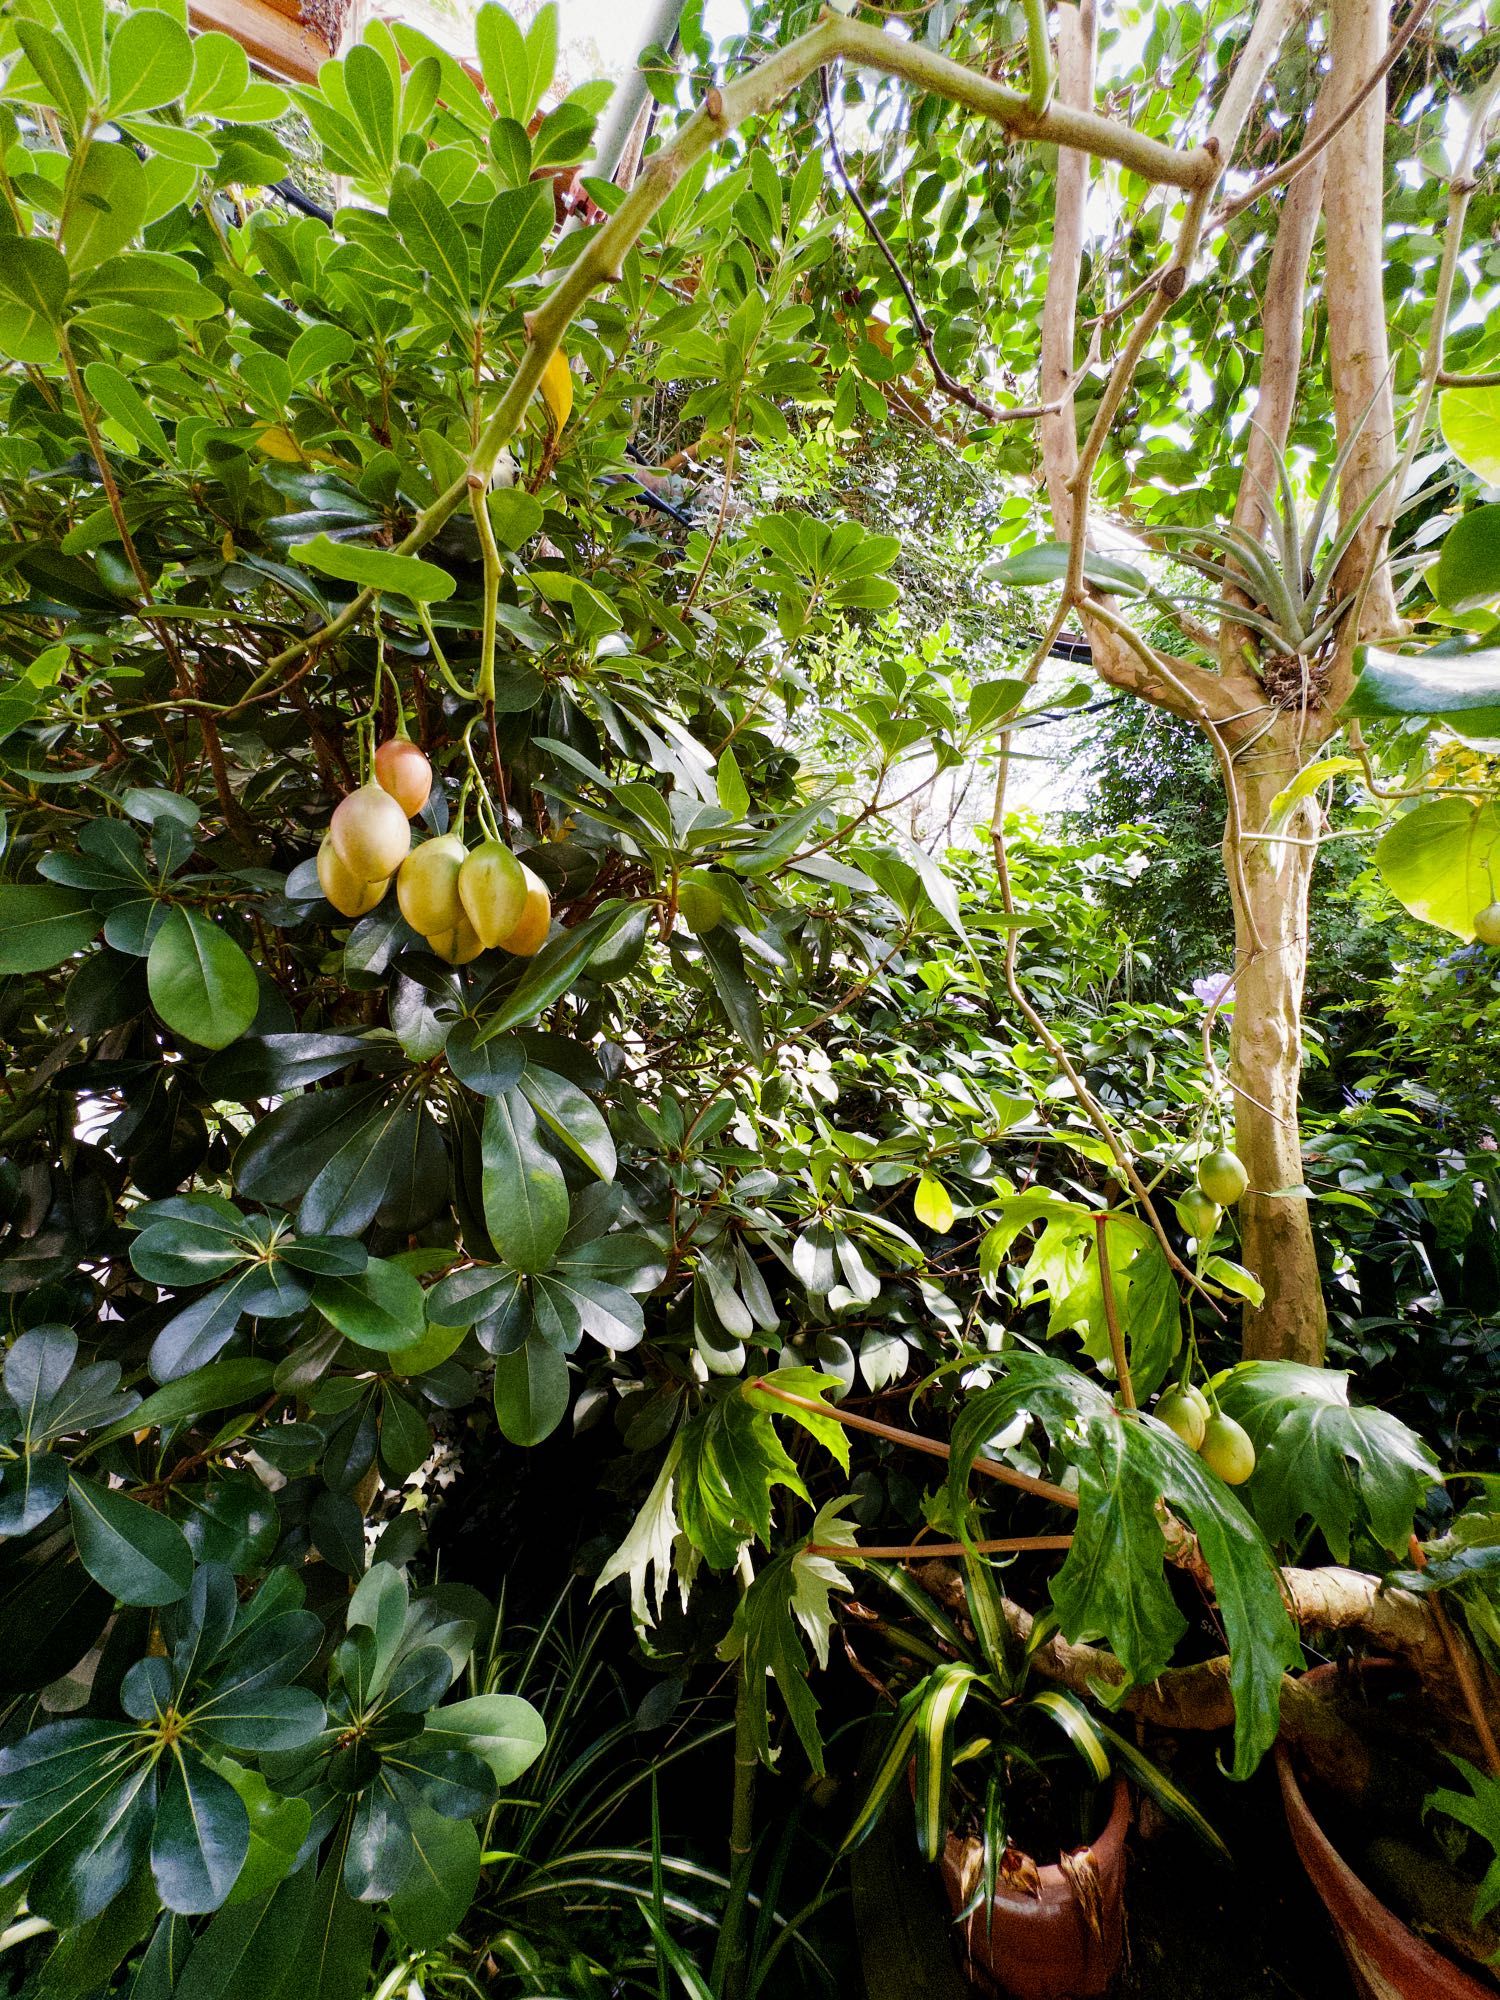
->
[1225,739,1328,1364]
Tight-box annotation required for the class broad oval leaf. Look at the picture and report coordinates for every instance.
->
[69,1473,194,1606]
[147,909,259,1050]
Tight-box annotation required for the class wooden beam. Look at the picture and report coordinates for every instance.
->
[187,0,351,84]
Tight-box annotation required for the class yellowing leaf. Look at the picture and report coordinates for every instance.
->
[914,1174,955,1233]
[254,423,306,464]
[539,347,572,431]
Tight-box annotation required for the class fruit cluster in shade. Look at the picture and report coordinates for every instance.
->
[318,741,551,963]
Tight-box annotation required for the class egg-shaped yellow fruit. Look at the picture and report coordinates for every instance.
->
[317,837,388,918]
[458,839,528,949]
[427,913,485,965]
[397,834,468,937]
[330,783,411,883]
[497,865,551,957]
[374,737,432,818]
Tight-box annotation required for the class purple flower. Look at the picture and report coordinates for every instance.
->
[1192,973,1235,1009]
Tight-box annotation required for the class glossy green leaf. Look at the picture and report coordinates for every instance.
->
[480,1090,570,1274]
[1347,643,1500,739]
[1213,1361,1439,1560]
[69,1474,194,1606]
[949,1355,1301,1778]
[151,1749,248,1914]
[106,9,192,116]
[478,182,553,304]
[1433,507,1500,614]
[492,1331,568,1445]
[519,1065,615,1181]
[472,902,630,1042]
[175,1862,313,2000]
[147,909,259,1050]
[1374,797,1500,940]
[84,361,171,458]
[290,534,454,602]
[1439,385,1500,484]
[311,1257,427,1351]
[0,883,100,973]
[384,1805,479,1949]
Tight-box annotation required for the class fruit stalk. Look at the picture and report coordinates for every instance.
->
[1093,1212,1137,1409]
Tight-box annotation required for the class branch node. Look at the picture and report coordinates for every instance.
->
[1159,264,1188,302]
[704,85,725,122]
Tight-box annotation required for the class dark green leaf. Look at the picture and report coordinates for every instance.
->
[1213,1361,1439,1560]
[0,884,100,974]
[480,1089,569,1273]
[175,1862,313,2000]
[492,1331,568,1445]
[69,1475,194,1606]
[151,1749,248,1914]
[311,1257,426,1352]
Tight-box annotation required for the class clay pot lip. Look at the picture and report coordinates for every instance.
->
[1276,1658,1496,2000]
[941,1771,1132,1912]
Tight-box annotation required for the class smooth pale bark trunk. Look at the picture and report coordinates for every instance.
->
[1224,747,1328,1365]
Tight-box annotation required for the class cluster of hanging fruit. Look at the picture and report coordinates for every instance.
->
[1152,1378,1255,1484]
[317,738,551,965]
[1151,1142,1255,1482]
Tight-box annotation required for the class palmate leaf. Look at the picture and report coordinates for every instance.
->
[718,1544,826,1774]
[1426,1757,1500,1923]
[1213,1361,1439,1560]
[949,1354,1301,1778]
[676,1393,808,1570]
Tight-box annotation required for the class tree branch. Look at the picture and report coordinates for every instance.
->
[1211,0,1435,230]
[246,9,1218,690]
[819,64,1058,427]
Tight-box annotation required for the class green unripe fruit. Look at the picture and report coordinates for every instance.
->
[1175,1188,1221,1240]
[1198,1147,1249,1206]
[458,840,527,949]
[1154,1387,1208,1450]
[1474,903,1500,947]
[330,782,411,883]
[1199,1412,1256,1485]
[676,873,723,935]
[397,834,467,937]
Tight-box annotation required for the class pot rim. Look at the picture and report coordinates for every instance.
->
[1276,1660,1496,2000]
[943,1771,1132,1911]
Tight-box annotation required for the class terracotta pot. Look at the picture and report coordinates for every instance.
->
[1276,1661,1495,2000]
[936,1775,1130,2000]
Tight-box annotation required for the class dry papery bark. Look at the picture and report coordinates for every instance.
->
[909,1559,1500,1772]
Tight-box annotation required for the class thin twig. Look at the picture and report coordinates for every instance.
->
[1407,1534,1500,1776]
[808,1535,1074,1559]
[820,64,1058,428]
[746,1377,1080,1511]
[1211,0,1436,231]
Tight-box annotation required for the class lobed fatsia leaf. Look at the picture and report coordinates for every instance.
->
[948,1354,1301,1778]
[718,1544,828,1773]
[676,1393,808,1570]
[1213,1361,1439,1561]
